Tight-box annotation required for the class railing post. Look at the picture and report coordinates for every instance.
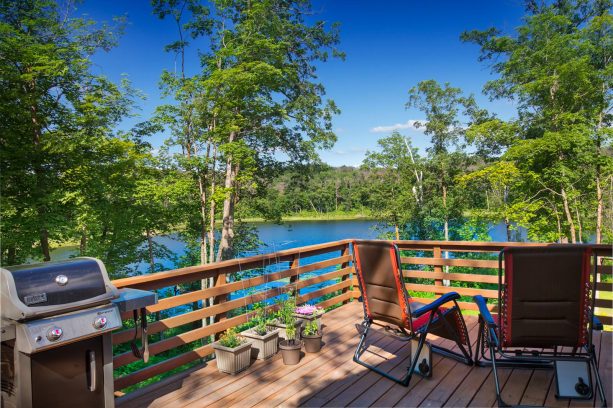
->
[289,253,300,299]
[213,272,227,332]
[433,246,444,294]
[341,243,352,304]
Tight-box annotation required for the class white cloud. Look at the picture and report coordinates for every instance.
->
[370,119,426,133]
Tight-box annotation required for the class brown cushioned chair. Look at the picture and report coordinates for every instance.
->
[352,240,472,387]
[474,245,606,407]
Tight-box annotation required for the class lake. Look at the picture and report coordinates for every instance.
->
[51,218,523,272]
[49,219,524,310]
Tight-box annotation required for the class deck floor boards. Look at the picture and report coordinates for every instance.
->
[117,302,612,408]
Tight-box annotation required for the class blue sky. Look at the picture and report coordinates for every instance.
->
[79,0,525,166]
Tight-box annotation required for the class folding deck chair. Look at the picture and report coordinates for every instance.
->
[473,245,606,407]
[352,240,473,387]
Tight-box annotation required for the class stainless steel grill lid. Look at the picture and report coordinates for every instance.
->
[1,257,119,321]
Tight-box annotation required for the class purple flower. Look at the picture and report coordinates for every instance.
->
[294,304,322,316]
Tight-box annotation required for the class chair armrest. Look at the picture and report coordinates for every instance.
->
[473,295,499,347]
[411,292,460,318]
[473,295,496,327]
[593,315,603,331]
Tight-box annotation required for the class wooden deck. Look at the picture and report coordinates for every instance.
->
[117,301,612,408]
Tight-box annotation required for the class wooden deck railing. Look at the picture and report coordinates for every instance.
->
[110,239,612,394]
[111,240,353,391]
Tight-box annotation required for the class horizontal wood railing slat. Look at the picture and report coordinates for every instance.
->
[401,257,499,269]
[406,283,499,298]
[597,264,613,275]
[403,269,499,284]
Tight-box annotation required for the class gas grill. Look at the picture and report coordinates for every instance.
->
[1,258,156,408]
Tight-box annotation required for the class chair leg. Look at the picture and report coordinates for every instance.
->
[590,346,607,407]
[489,342,509,407]
[353,320,416,387]
[430,307,473,365]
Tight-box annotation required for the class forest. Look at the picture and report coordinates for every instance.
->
[1,0,612,280]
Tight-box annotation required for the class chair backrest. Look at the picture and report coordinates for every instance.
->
[353,240,412,329]
[500,246,593,348]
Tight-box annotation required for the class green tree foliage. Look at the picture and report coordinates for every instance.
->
[0,1,179,276]
[461,0,613,243]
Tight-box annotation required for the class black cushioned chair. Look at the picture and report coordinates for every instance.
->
[352,240,472,387]
[474,245,606,407]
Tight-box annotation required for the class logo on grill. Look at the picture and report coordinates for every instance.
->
[55,275,69,286]
[23,293,47,305]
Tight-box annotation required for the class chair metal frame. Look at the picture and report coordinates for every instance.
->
[473,246,606,407]
[352,240,473,387]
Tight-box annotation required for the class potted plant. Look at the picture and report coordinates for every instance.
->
[212,328,252,374]
[301,319,323,353]
[241,303,279,360]
[268,292,302,341]
[294,304,324,331]
[278,315,302,365]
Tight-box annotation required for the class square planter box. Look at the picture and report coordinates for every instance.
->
[212,341,252,375]
[267,320,303,342]
[241,328,279,360]
[293,311,324,332]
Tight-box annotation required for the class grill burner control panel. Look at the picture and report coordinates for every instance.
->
[15,305,121,354]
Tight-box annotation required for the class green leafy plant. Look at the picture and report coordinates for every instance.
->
[252,303,269,335]
[218,328,244,348]
[302,319,319,336]
[285,317,297,344]
[276,291,297,325]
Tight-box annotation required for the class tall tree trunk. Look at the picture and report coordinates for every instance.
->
[217,132,237,262]
[596,175,603,244]
[7,246,16,266]
[80,227,87,255]
[505,218,512,242]
[209,144,218,264]
[560,187,576,243]
[198,174,208,265]
[40,227,51,262]
[573,198,583,243]
[146,228,155,273]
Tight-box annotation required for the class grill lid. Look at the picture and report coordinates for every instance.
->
[1,258,118,321]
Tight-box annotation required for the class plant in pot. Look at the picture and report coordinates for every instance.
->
[212,328,252,374]
[241,303,279,360]
[301,318,323,353]
[294,304,324,332]
[279,316,302,365]
[268,292,302,341]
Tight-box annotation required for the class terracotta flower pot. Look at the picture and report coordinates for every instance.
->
[279,339,303,365]
[241,328,279,360]
[267,320,303,342]
[301,331,322,353]
[212,341,252,375]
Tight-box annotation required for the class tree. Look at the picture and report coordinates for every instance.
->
[462,0,613,243]
[0,0,133,264]
[195,0,343,261]
[362,132,423,239]
[406,80,476,243]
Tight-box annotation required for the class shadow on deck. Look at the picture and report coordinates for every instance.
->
[117,301,612,408]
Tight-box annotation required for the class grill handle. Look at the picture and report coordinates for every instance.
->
[88,350,96,392]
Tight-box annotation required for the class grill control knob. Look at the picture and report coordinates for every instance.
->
[93,316,108,330]
[46,327,63,342]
